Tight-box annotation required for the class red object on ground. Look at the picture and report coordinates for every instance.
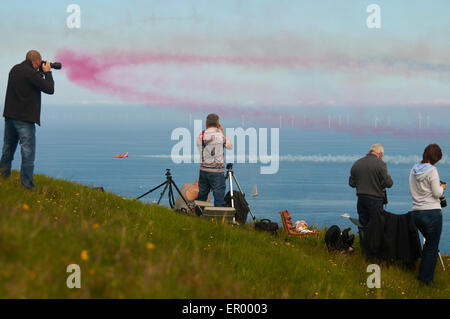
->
[279,210,319,237]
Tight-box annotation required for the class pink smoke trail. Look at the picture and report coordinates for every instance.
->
[54,48,450,141]
[55,48,450,82]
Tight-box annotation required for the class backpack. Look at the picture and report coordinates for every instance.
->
[224,191,250,224]
[325,225,355,251]
[254,219,279,235]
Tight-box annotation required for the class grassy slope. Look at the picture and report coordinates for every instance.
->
[0,172,448,299]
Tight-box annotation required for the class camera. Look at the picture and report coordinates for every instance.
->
[382,189,388,205]
[440,181,447,208]
[39,60,62,72]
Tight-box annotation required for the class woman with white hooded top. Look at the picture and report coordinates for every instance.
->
[409,144,446,286]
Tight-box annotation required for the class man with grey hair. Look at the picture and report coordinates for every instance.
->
[0,50,54,190]
[196,113,232,212]
[349,144,393,227]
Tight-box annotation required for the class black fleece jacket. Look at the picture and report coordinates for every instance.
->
[360,208,422,266]
[3,59,54,125]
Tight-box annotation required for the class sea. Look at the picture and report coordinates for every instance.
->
[1,104,449,254]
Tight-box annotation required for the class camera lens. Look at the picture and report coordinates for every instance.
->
[440,195,447,208]
[40,61,62,70]
[50,62,62,70]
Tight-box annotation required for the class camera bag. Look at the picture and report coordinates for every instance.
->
[255,219,278,235]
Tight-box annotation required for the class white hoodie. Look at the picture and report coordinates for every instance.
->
[409,163,444,211]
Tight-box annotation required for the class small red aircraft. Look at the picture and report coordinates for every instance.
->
[113,152,128,158]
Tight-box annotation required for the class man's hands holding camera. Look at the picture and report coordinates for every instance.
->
[41,61,51,73]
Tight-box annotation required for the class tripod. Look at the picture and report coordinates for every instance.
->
[135,169,192,210]
[225,163,256,221]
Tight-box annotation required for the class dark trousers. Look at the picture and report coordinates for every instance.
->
[356,196,384,258]
[357,195,384,228]
[197,170,226,210]
[412,209,442,285]
[0,118,36,189]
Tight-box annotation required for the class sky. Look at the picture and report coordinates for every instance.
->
[0,0,449,110]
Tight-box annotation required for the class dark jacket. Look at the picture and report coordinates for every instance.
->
[349,153,393,200]
[360,208,422,266]
[3,60,54,125]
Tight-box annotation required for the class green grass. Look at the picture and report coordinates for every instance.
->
[0,171,448,298]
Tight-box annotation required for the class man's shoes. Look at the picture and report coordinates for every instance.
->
[23,185,35,192]
[418,279,434,288]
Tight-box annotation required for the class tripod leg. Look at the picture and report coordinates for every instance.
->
[171,180,192,210]
[167,183,174,208]
[157,182,170,205]
[136,180,168,200]
[228,171,234,208]
[438,251,446,271]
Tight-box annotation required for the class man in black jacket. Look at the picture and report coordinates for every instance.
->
[0,50,54,189]
[349,144,393,228]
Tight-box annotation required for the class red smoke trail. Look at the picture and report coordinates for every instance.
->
[56,48,324,70]
[55,48,450,140]
[54,48,287,120]
[55,48,279,107]
[55,48,450,108]
[55,49,450,76]
[295,114,450,140]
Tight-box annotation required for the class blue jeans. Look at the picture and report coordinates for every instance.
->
[412,209,442,285]
[0,118,36,189]
[197,170,226,212]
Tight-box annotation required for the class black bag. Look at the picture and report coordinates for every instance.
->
[325,225,355,251]
[224,191,250,224]
[255,219,278,235]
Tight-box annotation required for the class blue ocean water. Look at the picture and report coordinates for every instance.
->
[1,104,449,254]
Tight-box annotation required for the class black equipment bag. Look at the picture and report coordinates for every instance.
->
[325,225,355,251]
[255,219,278,235]
[224,191,250,224]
